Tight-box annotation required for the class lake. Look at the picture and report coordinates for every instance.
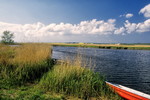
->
[52,46,150,94]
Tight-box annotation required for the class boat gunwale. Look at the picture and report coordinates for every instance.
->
[106,81,150,99]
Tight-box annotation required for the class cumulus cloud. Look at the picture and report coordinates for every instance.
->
[125,13,133,18]
[0,17,150,42]
[139,4,150,18]
[124,20,137,33]
[124,19,150,33]
[119,13,133,18]
[136,19,150,32]
[114,27,125,34]
[0,19,117,38]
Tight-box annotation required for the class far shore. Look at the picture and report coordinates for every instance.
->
[50,43,150,50]
[6,42,150,50]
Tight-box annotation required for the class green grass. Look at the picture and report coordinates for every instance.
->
[39,64,122,100]
[0,84,66,100]
[0,44,53,86]
[0,43,123,100]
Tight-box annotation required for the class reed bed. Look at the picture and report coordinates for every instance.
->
[0,44,122,99]
[0,44,53,86]
[39,56,122,100]
[13,44,51,64]
[0,44,15,65]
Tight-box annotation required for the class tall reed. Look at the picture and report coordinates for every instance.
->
[13,44,52,64]
[0,44,15,65]
[39,55,122,100]
[0,44,53,86]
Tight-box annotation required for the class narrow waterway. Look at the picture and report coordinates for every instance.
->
[52,46,150,94]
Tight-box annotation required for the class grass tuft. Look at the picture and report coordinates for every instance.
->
[39,56,122,100]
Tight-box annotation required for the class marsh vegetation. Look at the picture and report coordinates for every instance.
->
[0,43,122,100]
[51,43,150,50]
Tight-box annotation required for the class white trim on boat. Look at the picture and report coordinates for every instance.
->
[106,81,150,99]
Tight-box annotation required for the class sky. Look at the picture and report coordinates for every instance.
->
[0,0,150,43]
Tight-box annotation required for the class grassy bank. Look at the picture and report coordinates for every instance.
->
[0,44,53,86]
[39,65,122,100]
[51,43,150,50]
[0,84,65,100]
[0,43,123,100]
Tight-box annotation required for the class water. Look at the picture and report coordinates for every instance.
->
[52,46,150,94]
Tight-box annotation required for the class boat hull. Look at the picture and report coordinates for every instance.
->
[106,82,150,100]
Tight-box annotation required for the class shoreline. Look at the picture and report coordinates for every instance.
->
[51,43,150,50]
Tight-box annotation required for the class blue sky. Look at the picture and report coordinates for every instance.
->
[0,0,150,43]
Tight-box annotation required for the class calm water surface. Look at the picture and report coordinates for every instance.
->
[52,46,150,94]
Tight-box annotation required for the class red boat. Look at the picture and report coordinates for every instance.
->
[106,81,150,100]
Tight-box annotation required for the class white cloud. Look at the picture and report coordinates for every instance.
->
[119,13,133,18]
[114,27,125,34]
[139,4,150,18]
[124,20,137,33]
[0,19,117,39]
[125,13,133,18]
[136,19,150,32]
[124,19,150,33]
[0,17,150,42]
